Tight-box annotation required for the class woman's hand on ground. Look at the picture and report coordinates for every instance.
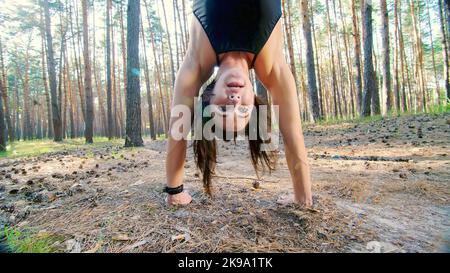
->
[277,193,313,207]
[166,191,193,206]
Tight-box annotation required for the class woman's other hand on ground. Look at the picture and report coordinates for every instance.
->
[277,193,313,207]
[166,191,193,206]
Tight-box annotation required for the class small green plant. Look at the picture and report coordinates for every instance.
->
[3,227,64,253]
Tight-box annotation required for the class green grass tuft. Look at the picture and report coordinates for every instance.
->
[4,227,64,253]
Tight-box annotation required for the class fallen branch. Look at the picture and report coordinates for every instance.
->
[212,175,279,183]
[311,154,411,162]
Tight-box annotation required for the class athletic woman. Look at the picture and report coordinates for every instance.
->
[164,0,312,206]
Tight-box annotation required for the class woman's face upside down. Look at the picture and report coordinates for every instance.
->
[209,67,255,133]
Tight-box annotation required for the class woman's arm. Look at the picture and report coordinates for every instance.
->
[261,60,313,206]
[165,50,212,205]
[254,20,312,206]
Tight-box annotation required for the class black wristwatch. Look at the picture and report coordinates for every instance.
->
[163,184,184,195]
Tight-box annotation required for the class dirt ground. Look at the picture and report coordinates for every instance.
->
[0,113,449,253]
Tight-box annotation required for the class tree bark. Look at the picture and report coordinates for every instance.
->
[301,0,321,121]
[161,0,176,85]
[425,0,440,106]
[409,0,426,112]
[310,0,325,118]
[0,70,5,151]
[439,0,450,101]
[82,0,94,143]
[106,0,114,139]
[0,37,13,142]
[351,0,363,114]
[43,0,63,141]
[380,0,393,114]
[325,0,340,118]
[144,0,168,133]
[125,0,144,147]
[393,0,401,112]
[141,17,157,140]
[361,0,377,117]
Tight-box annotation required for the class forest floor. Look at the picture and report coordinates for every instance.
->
[0,112,449,253]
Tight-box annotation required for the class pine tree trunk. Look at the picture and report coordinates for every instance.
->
[43,0,63,141]
[111,13,121,138]
[351,0,363,114]
[161,0,176,85]
[0,38,13,142]
[0,71,5,151]
[425,0,441,105]
[106,0,114,139]
[141,17,156,140]
[125,0,144,147]
[13,77,21,140]
[338,0,356,118]
[92,1,107,136]
[325,0,340,118]
[174,0,186,55]
[173,0,180,70]
[16,46,32,140]
[439,0,450,101]
[332,1,348,117]
[39,10,54,139]
[120,3,127,100]
[71,0,86,122]
[301,0,321,121]
[66,57,76,139]
[282,0,299,89]
[380,0,393,114]
[310,0,325,118]
[361,0,377,117]
[82,0,94,143]
[144,0,168,133]
[398,1,410,112]
[393,0,401,113]
[409,0,426,112]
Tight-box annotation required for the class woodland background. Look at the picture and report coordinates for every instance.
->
[0,0,448,149]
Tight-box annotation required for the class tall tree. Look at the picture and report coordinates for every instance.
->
[160,0,175,85]
[351,0,363,113]
[43,0,63,141]
[301,0,321,121]
[282,0,299,90]
[425,0,441,105]
[325,0,341,118]
[39,9,53,139]
[380,0,393,113]
[393,0,401,112]
[16,40,33,140]
[439,0,450,100]
[409,0,426,112]
[338,0,356,117]
[310,0,324,117]
[0,37,12,142]
[0,72,5,151]
[144,0,168,133]
[140,17,156,140]
[106,0,114,139]
[361,0,378,116]
[82,0,94,143]
[124,0,143,147]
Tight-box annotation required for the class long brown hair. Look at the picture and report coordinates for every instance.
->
[193,80,278,196]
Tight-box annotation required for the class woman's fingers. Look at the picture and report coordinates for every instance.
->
[166,191,193,206]
[277,193,314,208]
[276,194,295,206]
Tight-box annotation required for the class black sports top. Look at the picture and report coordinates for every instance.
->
[193,0,282,68]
